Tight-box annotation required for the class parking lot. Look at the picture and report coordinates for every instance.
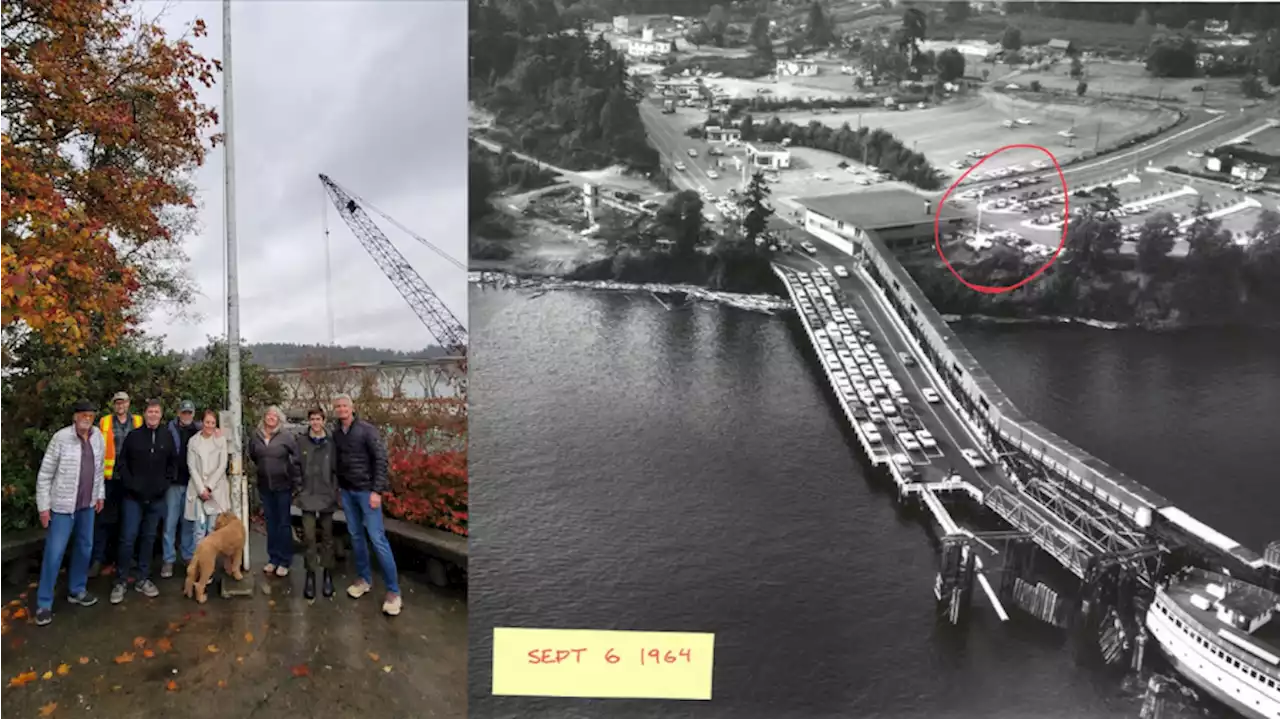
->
[788,267,991,482]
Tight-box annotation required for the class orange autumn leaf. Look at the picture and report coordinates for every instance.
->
[55,663,70,676]
[367,652,380,662]
[39,701,57,717]
[289,664,310,677]
[217,679,228,689]
[41,671,53,680]
[1,608,10,620]
[165,680,178,692]
[206,645,219,654]
[113,652,134,665]
[142,649,155,659]
[8,670,38,688]
[155,638,172,653]
[132,637,147,649]
[244,632,254,643]
[77,657,89,665]
[12,608,27,620]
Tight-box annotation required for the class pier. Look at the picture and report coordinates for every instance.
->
[769,203,1278,655]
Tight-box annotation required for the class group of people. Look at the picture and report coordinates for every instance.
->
[33,392,403,627]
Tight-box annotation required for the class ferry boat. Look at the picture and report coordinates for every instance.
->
[1146,567,1280,719]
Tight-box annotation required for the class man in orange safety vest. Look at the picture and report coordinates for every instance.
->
[89,391,142,577]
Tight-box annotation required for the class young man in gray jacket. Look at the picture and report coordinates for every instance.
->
[34,400,106,626]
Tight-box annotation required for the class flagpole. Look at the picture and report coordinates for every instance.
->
[222,0,249,571]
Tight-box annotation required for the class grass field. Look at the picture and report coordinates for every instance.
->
[765,91,1177,179]
[1011,60,1250,107]
[926,13,1158,55]
[1250,127,1280,155]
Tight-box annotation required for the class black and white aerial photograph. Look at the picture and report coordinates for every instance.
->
[467,0,1280,718]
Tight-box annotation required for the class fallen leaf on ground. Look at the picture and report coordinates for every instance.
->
[38,701,57,716]
[235,656,243,664]
[382,665,393,673]
[367,652,380,662]
[41,671,53,680]
[55,663,70,676]
[12,608,27,620]
[217,679,228,689]
[6,600,20,608]
[113,652,134,665]
[244,632,254,643]
[1,608,10,620]
[206,645,219,654]
[111,685,121,692]
[132,637,147,649]
[142,649,155,659]
[27,582,36,589]
[77,657,89,665]
[11,637,25,649]
[155,638,172,653]
[165,679,178,692]
[198,610,206,617]
[8,670,38,688]
[290,664,310,677]
[268,600,275,607]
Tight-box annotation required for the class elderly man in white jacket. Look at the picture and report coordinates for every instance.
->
[34,399,106,626]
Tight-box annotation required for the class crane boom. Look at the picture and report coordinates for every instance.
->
[319,174,467,354]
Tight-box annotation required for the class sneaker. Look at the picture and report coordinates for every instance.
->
[135,579,159,598]
[347,580,371,599]
[381,593,402,617]
[262,563,276,575]
[274,566,289,578]
[35,608,52,626]
[67,591,99,607]
[87,561,103,578]
[109,583,127,605]
[160,563,174,579]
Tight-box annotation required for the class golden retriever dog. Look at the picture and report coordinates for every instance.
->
[184,513,246,603]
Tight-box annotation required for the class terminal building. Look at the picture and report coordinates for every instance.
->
[744,142,792,170]
[795,188,969,251]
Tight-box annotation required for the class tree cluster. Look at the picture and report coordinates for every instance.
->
[470,1,659,172]
[740,115,944,190]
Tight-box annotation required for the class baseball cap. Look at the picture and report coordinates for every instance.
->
[179,400,196,413]
[111,391,130,403]
[72,400,96,414]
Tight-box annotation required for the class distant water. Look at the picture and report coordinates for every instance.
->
[469,287,1278,719]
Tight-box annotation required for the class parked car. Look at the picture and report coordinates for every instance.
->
[961,448,987,469]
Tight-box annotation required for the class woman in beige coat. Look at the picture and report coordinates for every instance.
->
[185,409,230,546]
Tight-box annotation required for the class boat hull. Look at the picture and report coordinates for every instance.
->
[1147,606,1279,719]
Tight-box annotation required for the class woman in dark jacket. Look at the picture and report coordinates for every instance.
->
[248,406,300,577]
[295,407,339,600]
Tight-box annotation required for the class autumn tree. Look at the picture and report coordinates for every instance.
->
[1,0,221,355]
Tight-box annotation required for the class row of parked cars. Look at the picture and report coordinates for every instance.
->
[791,270,945,471]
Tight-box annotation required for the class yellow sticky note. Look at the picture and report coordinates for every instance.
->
[492,627,715,700]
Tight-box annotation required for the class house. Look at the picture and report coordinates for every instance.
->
[775,60,819,77]
[796,188,968,250]
[1046,38,1075,55]
[744,142,792,170]
[705,126,742,144]
[626,29,669,60]
[612,15,647,35]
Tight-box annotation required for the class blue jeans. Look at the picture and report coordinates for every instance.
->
[259,487,294,568]
[37,508,95,610]
[341,489,400,595]
[116,496,166,584]
[162,484,195,564]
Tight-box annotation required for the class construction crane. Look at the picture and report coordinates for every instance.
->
[319,174,468,355]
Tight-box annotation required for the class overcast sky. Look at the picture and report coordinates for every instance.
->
[144,0,467,352]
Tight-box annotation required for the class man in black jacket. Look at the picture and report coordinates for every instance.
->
[110,399,178,605]
[160,399,202,578]
[331,394,401,617]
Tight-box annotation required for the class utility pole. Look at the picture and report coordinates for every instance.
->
[222,0,249,572]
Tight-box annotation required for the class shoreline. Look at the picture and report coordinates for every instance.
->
[468,271,791,315]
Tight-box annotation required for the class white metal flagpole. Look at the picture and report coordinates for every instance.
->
[222,0,249,571]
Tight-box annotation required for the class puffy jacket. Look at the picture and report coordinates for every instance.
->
[331,416,389,493]
[248,428,301,493]
[36,425,106,514]
[116,423,178,502]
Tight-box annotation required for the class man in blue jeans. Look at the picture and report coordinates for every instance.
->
[330,394,402,616]
[110,399,178,604]
[33,400,106,626]
[160,400,201,578]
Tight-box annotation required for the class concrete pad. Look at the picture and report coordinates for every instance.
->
[1,532,465,718]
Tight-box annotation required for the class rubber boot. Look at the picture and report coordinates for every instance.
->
[304,572,316,600]
[322,570,334,598]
